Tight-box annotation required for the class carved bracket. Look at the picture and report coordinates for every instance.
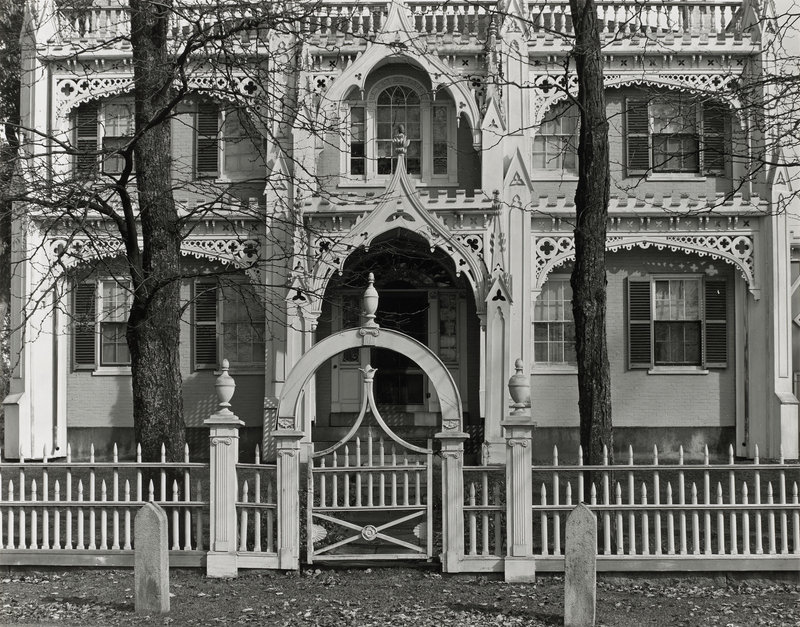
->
[47,236,263,283]
[534,233,757,296]
[55,74,263,119]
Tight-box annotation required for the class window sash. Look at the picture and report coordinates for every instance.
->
[100,322,130,366]
[654,321,701,366]
[533,104,579,172]
[98,280,131,367]
[534,279,576,365]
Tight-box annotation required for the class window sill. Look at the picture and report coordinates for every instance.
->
[212,367,264,376]
[337,176,456,188]
[646,174,707,182]
[647,366,709,375]
[91,367,132,376]
[530,173,579,182]
[532,365,578,374]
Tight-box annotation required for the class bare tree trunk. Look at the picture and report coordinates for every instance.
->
[128,0,186,462]
[569,0,612,473]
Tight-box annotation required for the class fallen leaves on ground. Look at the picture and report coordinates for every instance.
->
[0,568,797,626]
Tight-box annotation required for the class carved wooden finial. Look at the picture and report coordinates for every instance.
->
[508,357,530,416]
[215,358,236,413]
[362,273,379,328]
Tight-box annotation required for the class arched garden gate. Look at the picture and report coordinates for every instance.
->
[272,275,469,570]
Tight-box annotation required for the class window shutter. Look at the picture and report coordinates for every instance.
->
[704,280,727,368]
[73,282,96,367]
[703,104,726,175]
[194,281,218,369]
[626,99,650,176]
[628,278,652,369]
[75,101,99,175]
[196,102,219,177]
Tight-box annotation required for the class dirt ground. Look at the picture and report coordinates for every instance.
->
[1,567,798,626]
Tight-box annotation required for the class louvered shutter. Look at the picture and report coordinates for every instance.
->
[196,103,219,177]
[626,99,650,176]
[628,278,652,369]
[703,280,728,368]
[194,281,218,369]
[75,102,99,175]
[73,282,96,368]
[703,104,726,175]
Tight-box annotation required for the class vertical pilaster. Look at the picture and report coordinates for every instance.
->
[503,359,536,582]
[205,361,243,577]
[436,432,468,573]
[274,429,303,570]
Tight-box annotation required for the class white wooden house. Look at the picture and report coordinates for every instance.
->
[4,0,799,464]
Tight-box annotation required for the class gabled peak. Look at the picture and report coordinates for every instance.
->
[378,0,418,43]
[485,272,512,305]
[499,0,531,38]
[481,95,505,134]
[503,147,533,192]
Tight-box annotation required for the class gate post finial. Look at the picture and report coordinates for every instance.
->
[362,272,379,328]
[508,358,530,416]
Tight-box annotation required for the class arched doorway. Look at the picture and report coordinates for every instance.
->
[313,230,481,452]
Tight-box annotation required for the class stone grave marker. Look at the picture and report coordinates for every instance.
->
[564,503,597,627]
[135,502,170,614]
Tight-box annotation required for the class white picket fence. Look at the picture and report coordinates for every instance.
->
[529,444,800,572]
[1,434,798,574]
[235,447,278,569]
[0,443,208,567]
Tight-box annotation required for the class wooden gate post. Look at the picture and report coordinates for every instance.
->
[437,431,469,572]
[205,360,244,578]
[273,427,304,570]
[502,358,536,582]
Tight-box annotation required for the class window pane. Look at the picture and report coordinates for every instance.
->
[433,107,447,140]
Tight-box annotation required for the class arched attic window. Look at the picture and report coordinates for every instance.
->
[344,76,457,183]
[377,86,421,175]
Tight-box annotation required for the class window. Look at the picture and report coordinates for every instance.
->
[102,102,135,174]
[626,95,726,176]
[377,86,421,175]
[349,106,366,175]
[533,278,576,366]
[194,101,262,180]
[73,98,135,176]
[344,77,456,182]
[73,279,132,369]
[193,279,265,370]
[533,103,579,172]
[628,276,728,370]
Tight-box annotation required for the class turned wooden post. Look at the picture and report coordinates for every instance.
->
[205,359,243,578]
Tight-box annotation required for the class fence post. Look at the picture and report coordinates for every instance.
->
[437,430,469,573]
[205,360,243,578]
[273,426,304,570]
[502,358,536,583]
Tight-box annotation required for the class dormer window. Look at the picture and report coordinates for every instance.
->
[343,76,457,184]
